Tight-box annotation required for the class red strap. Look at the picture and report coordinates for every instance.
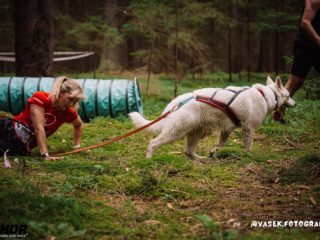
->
[257,89,265,97]
[196,96,241,127]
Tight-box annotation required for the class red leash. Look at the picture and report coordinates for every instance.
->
[53,108,176,157]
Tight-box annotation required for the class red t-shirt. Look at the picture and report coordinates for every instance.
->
[14,91,78,137]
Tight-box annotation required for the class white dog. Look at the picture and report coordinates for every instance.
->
[129,76,295,160]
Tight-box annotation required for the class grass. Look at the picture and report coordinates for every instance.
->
[0,72,320,239]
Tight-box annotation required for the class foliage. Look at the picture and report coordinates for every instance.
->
[124,0,219,95]
[0,0,14,52]
[55,15,122,52]
[252,0,301,33]
[0,0,304,76]
[124,0,215,72]
[303,70,320,100]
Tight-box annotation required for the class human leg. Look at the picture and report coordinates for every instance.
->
[0,119,28,155]
[285,74,306,97]
[273,40,311,122]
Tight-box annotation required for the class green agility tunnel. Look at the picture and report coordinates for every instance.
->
[0,77,143,121]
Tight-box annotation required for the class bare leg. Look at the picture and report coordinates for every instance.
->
[209,131,230,159]
[243,127,255,151]
[285,74,305,97]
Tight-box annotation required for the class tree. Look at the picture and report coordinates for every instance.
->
[100,0,128,71]
[168,0,215,96]
[124,0,170,94]
[125,0,214,96]
[253,0,299,74]
[14,0,54,76]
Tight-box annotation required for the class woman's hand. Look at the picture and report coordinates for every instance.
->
[44,156,64,161]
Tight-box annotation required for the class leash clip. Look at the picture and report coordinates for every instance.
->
[170,104,180,112]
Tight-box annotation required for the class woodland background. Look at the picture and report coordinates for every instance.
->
[0,0,303,84]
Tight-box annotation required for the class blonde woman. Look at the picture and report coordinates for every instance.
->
[0,76,85,161]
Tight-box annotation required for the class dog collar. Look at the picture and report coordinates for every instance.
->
[257,88,279,111]
[257,88,269,106]
[257,89,265,98]
[271,88,279,110]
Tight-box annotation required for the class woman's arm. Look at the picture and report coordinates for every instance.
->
[30,104,48,155]
[301,0,320,46]
[30,104,62,161]
[72,115,83,148]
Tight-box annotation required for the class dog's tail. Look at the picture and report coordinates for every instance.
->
[129,112,162,133]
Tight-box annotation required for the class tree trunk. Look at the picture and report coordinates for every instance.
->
[246,0,251,81]
[146,43,154,95]
[274,0,280,75]
[99,0,128,72]
[209,19,215,70]
[257,32,265,72]
[227,2,233,82]
[279,0,285,72]
[14,0,54,77]
[173,1,179,98]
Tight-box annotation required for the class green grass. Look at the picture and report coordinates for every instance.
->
[0,72,319,239]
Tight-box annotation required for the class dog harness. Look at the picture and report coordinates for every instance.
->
[195,88,250,127]
[195,87,279,127]
[177,87,279,127]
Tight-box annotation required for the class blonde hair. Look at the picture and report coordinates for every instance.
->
[49,76,86,110]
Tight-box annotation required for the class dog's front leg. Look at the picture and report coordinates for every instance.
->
[209,131,230,159]
[243,127,255,151]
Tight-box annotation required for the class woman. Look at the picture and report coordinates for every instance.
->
[0,76,85,161]
[274,0,320,122]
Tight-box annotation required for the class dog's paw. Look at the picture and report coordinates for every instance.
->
[196,157,214,164]
[192,155,215,164]
[209,150,217,158]
[146,153,153,159]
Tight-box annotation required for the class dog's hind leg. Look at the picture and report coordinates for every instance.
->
[185,129,208,160]
[146,130,186,158]
[209,130,230,159]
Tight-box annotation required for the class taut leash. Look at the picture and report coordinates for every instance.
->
[53,107,175,157]
[53,95,194,157]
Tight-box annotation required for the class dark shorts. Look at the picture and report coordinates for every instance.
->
[0,119,29,155]
[291,39,320,78]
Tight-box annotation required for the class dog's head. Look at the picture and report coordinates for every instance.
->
[266,76,296,110]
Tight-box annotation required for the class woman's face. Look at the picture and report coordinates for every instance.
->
[57,93,78,111]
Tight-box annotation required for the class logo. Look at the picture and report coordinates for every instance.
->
[0,224,28,238]
[44,113,56,126]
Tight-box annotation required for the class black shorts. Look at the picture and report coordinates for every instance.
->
[291,39,320,78]
[0,119,29,155]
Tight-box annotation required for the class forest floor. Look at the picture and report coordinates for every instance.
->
[0,72,319,239]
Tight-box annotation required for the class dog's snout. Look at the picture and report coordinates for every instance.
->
[285,98,296,108]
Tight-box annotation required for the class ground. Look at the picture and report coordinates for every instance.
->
[0,72,319,239]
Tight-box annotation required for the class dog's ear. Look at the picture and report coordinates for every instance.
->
[266,75,274,85]
[275,76,283,88]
